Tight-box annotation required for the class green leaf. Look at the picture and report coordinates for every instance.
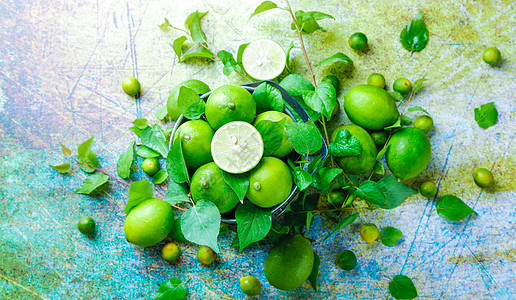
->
[373,161,385,175]
[59,142,71,156]
[400,11,429,52]
[188,11,207,44]
[285,120,322,155]
[255,119,286,156]
[315,52,352,67]
[384,117,402,130]
[249,1,278,19]
[217,50,242,76]
[136,146,160,158]
[124,180,153,214]
[285,41,294,73]
[221,171,250,201]
[436,195,476,221]
[308,252,320,291]
[153,170,168,185]
[302,82,336,120]
[323,212,359,242]
[291,10,334,34]
[181,47,213,61]
[389,275,418,299]
[77,136,99,173]
[252,82,284,114]
[50,163,71,174]
[155,106,168,121]
[318,167,343,194]
[290,166,312,191]
[407,106,430,115]
[236,43,249,65]
[166,132,189,183]
[184,11,208,28]
[388,91,403,102]
[130,118,149,137]
[376,144,389,161]
[376,176,417,209]
[287,95,321,121]
[474,102,498,129]
[155,277,187,300]
[141,125,168,158]
[354,180,385,203]
[178,86,205,120]
[306,211,315,233]
[380,227,403,247]
[412,77,428,94]
[158,18,171,31]
[170,217,188,243]
[163,182,190,206]
[328,129,362,157]
[117,141,134,179]
[181,200,221,252]
[279,74,314,96]
[235,201,272,251]
[172,36,187,60]
[401,115,414,125]
[75,173,109,195]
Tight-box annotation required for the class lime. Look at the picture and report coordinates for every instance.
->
[240,276,261,297]
[385,127,431,180]
[264,234,314,291]
[253,111,294,158]
[197,245,216,265]
[348,32,368,50]
[211,121,263,174]
[246,157,293,208]
[176,120,214,170]
[190,162,240,213]
[483,47,502,65]
[205,85,256,130]
[367,73,386,89]
[332,101,341,117]
[414,115,434,134]
[328,189,347,208]
[242,39,286,80]
[142,157,160,176]
[360,223,379,243]
[473,167,494,188]
[393,77,412,95]
[122,76,141,96]
[420,181,437,198]
[167,79,211,121]
[331,124,377,175]
[124,199,174,247]
[335,250,357,271]
[161,243,181,263]
[77,217,95,235]
[344,84,399,130]
[370,130,389,146]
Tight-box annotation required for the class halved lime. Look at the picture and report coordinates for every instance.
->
[211,121,264,174]
[242,39,286,80]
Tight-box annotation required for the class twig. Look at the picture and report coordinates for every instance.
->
[319,117,335,167]
[73,159,131,187]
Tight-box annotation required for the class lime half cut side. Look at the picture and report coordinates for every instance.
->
[211,121,264,174]
[242,39,286,80]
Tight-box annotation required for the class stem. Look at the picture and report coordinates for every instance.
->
[282,206,368,216]
[74,159,130,187]
[320,117,335,167]
[400,89,415,115]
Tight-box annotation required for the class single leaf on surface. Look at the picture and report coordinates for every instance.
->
[408,106,430,115]
[124,179,153,214]
[279,73,314,96]
[389,275,418,299]
[285,120,322,155]
[380,227,403,247]
[291,10,334,34]
[255,119,285,156]
[50,163,71,174]
[249,1,278,20]
[155,277,187,300]
[384,117,402,130]
[221,171,250,200]
[136,146,160,158]
[217,50,242,76]
[141,125,168,158]
[413,77,428,93]
[153,170,168,184]
[302,82,336,120]
[155,106,168,121]
[117,141,134,179]
[181,200,221,252]
[59,142,72,156]
[328,129,362,157]
[376,176,417,209]
[235,201,272,251]
[158,18,171,31]
[75,173,109,195]
[188,11,207,44]
[323,212,359,241]
[318,167,343,194]
[474,102,498,129]
[163,181,190,206]
[315,52,352,67]
[184,11,208,28]
[400,11,429,52]
[388,91,404,102]
[291,166,312,191]
[436,195,476,221]
[373,161,385,175]
[308,252,320,291]
[178,86,205,120]
[181,48,214,61]
[252,82,284,114]
[285,41,294,73]
[236,43,249,65]
[167,132,189,183]
[172,36,187,60]
[77,136,99,173]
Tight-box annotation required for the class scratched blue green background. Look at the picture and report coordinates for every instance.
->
[0,0,515,299]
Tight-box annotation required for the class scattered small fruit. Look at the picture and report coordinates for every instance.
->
[77,217,95,235]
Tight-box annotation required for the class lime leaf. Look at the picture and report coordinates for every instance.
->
[384,117,402,130]
[380,227,403,247]
[318,167,343,194]
[407,106,430,115]
[188,11,207,44]
[373,161,385,175]
[155,106,168,121]
[136,146,160,158]
[129,118,149,137]
[184,11,207,28]
[181,200,221,252]
[285,41,294,73]
[255,119,285,156]
[279,74,314,96]
[436,195,476,221]
[217,50,243,76]
[412,77,428,93]
[389,275,418,299]
[401,115,414,125]
[355,180,385,203]
[221,170,250,201]
[315,52,352,67]
[166,132,189,183]
[323,212,359,242]
[75,173,109,195]
[235,201,272,251]
[290,166,312,191]
[388,91,403,102]
[170,217,188,243]
[302,82,336,120]
[158,18,171,31]
[308,252,320,291]
[155,277,187,300]
[328,129,362,157]
[181,48,213,61]
[376,143,389,161]
[252,82,284,114]
[153,170,168,185]
[400,11,429,52]
[141,125,168,158]
[474,102,498,129]
[377,176,417,209]
[249,1,278,20]
[173,36,187,60]
[236,43,249,65]
[163,182,190,206]
[50,163,71,174]
[291,10,334,34]
[306,211,315,233]
[117,141,134,179]
[77,136,99,173]
[285,120,322,155]
[124,180,153,214]
[59,142,72,157]
[178,86,205,120]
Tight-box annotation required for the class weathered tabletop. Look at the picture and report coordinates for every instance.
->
[0,0,515,299]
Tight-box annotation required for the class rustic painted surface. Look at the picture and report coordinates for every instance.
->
[0,0,515,299]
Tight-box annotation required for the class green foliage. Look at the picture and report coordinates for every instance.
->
[181,48,214,61]
[474,102,498,129]
[291,10,334,34]
[140,125,168,158]
[173,36,187,60]
[288,162,312,191]
[181,200,221,252]
[50,163,71,174]
[152,170,168,184]
[158,18,171,31]
[285,120,323,155]
[252,82,284,113]
[436,195,476,221]
[285,41,294,73]
[124,180,153,214]
[315,167,343,194]
[323,212,359,242]
[59,142,71,157]
[154,277,187,300]
[117,141,134,179]
[77,136,99,173]
[255,119,286,156]
[412,77,428,93]
[380,227,402,246]
[279,74,314,96]
[408,106,430,115]
[155,106,168,121]
[221,171,250,200]
[75,173,109,195]
[355,177,416,209]
[308,252,320,291]
[389,275,418,299]
[328,129,362,157]
[166,132,189,183]
[249,1,278,20]
[302,82,336,119]
[177,86,205,120]
[388,91,403,102]
[163,182,190,206]
[136,146,160,158]
[217,50,243,76]
[373,161,385,175]
[188,11,207,44]
[400,11,429,52]
[315,53,352,67]
[235,202,272,251]
[384,117,402,130]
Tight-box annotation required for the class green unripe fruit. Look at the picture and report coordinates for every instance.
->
[473,167,495,188]
[414,115,434,134]
[348,32,368,50]
[321,75,340,91]
[142,157,160,176]
[240,276,261,297]
[393,77,412,95]
[420,181,437,198]
[197,246,217,265]
[335,250,357,271]
[360,223,379,243]
[122,76,141,96]
[370,130,389,146]
[483,47,502,66]
[161,243,181,263]
[77,217,95,235]
[367,73,386,89]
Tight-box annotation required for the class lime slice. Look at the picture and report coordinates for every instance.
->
[211,121,264,174]
[242,39,286,80]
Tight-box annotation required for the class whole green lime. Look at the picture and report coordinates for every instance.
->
[360,223,379,243]
[161,242,181,263]
[246,157,293,208]
[197,245,216,265]
[335,250,357,271]
[253,111,294,158]
[167,79,211,121]
[332,101,341,117]
[175,120,214,170]
[124,199,174,247]
[240,276,261,297]
[190,162,240,213]
[393,77,412,95]
[122,76,141,96]
[205,85,256,130]
[331,124,377,175]
[370,130,389,146]
[483,47,502,65]
[473,167,494,188]
[344,84,399,130]
[367,73,386,89]
[385,127,431,180]
[420,181,437,198]
[142,157,160,176]
[328,189,347,208]
[264,234,314,291]
[414,115,434,134]
[77,217,95,235]
[348,32,368,50]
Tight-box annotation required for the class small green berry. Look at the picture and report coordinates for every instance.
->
[482,47,501,66]
[473,167,494,188]
[122,76,141,96]
[393,77,412,95]
[197,246,216,265]
[370,130,389,146]
[414,115,434,134]
[348,32,368,50]
[77,217,95,235]
[161,243,181,263]
[142,158,160,176]
[360,223,379,243]
[367,73,386,89]
[335,250,357,271]
[328,189,347,208]
[240,276,261,297]
[420,181,437,198]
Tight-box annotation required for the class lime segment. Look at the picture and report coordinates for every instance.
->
[242,39,286,80]
[211,121,264,174]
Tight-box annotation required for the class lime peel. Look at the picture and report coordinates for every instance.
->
[242,39,286,80]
